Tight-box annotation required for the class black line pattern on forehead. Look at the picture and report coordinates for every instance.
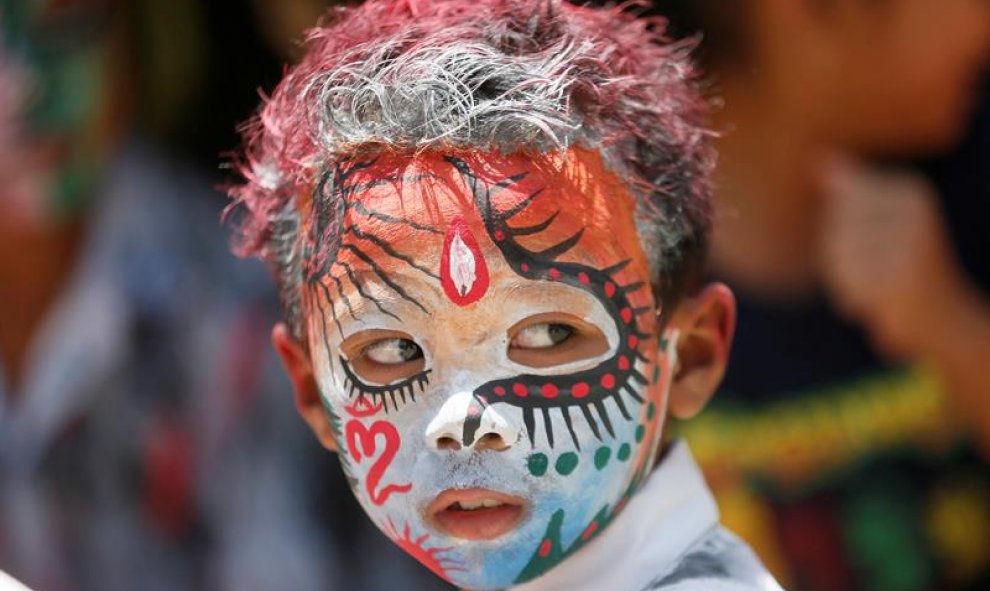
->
[303,156,442,342]
[445,155,655,450]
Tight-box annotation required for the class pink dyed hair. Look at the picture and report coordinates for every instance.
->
[228,0,714,325]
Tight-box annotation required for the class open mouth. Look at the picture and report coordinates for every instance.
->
[427,488,527,540]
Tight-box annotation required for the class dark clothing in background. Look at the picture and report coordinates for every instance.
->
[677,99,990,591]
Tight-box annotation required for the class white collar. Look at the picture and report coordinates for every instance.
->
[511,440,719,591]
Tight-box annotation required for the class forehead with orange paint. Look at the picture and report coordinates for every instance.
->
[301,147,654,330]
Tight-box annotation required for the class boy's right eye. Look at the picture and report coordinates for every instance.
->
[364,338,424,364]
[342,331,427,385]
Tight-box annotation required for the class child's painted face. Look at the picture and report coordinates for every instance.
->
[301,147,677,590]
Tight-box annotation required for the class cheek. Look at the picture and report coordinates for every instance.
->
[306,347,420,506]
[336,399,419,508]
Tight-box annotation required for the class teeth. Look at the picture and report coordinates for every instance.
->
[455,499,504,511]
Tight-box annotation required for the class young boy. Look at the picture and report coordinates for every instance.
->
[228,1,782,589]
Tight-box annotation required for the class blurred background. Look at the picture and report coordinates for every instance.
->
[0,1,987,590]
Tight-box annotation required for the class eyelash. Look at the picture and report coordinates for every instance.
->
[339,354,432,413]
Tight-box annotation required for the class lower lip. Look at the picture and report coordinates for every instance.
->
[433,504,525,540]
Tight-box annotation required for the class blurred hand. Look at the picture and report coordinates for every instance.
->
[819,154,972,360]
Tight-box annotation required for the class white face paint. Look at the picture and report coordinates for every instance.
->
[301,149,679,589]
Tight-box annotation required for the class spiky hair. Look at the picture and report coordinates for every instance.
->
[228,0,714,330]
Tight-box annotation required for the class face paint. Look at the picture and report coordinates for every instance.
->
[302,147,677,590]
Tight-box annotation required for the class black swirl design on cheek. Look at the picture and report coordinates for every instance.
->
[445,156,654,450]
[339,355,432,413]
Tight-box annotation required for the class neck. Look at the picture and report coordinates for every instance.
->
[0,216,84,392]
[707,72,825,301]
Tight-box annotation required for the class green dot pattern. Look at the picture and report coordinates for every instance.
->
[647,402,656,420]
[617,443,631,462]
[555,452,579,476]
[528,453,549,477]
[594,446,611,470]
[635,425,646,443]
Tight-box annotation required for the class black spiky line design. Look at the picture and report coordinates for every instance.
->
[303,157,440,340]
[445,155,655,450]
[305,154,655,443]
[339,355,432,413]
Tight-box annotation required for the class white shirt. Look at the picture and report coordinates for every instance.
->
[512,441,784,591]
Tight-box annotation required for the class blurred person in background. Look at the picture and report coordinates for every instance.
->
[647,1,990,591]
[0,0,453,589]
[0,1,345,589]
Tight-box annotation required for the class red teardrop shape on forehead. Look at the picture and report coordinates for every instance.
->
[440,216,490,306]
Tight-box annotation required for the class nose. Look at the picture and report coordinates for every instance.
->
[425,392,519,452]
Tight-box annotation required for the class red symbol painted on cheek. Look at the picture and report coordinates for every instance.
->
[346,397,384,418]
[344,419,412,506]
[440,216,490,306]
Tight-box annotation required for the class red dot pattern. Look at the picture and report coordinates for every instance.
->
[478,265,648,406]
[539,539,553,558]
[494,230,505,241]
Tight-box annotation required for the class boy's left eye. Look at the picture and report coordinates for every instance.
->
[364,338,424,365]
[507,314,609,368]
[510,323,574,349]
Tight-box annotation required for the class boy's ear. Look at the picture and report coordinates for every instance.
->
[665,283,736,420]
[271,323,338,452]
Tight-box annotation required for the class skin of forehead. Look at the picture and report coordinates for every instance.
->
[311,146,654,297]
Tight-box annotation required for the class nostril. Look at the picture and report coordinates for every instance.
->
[474,432,510,452]
[435,435,462,451]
